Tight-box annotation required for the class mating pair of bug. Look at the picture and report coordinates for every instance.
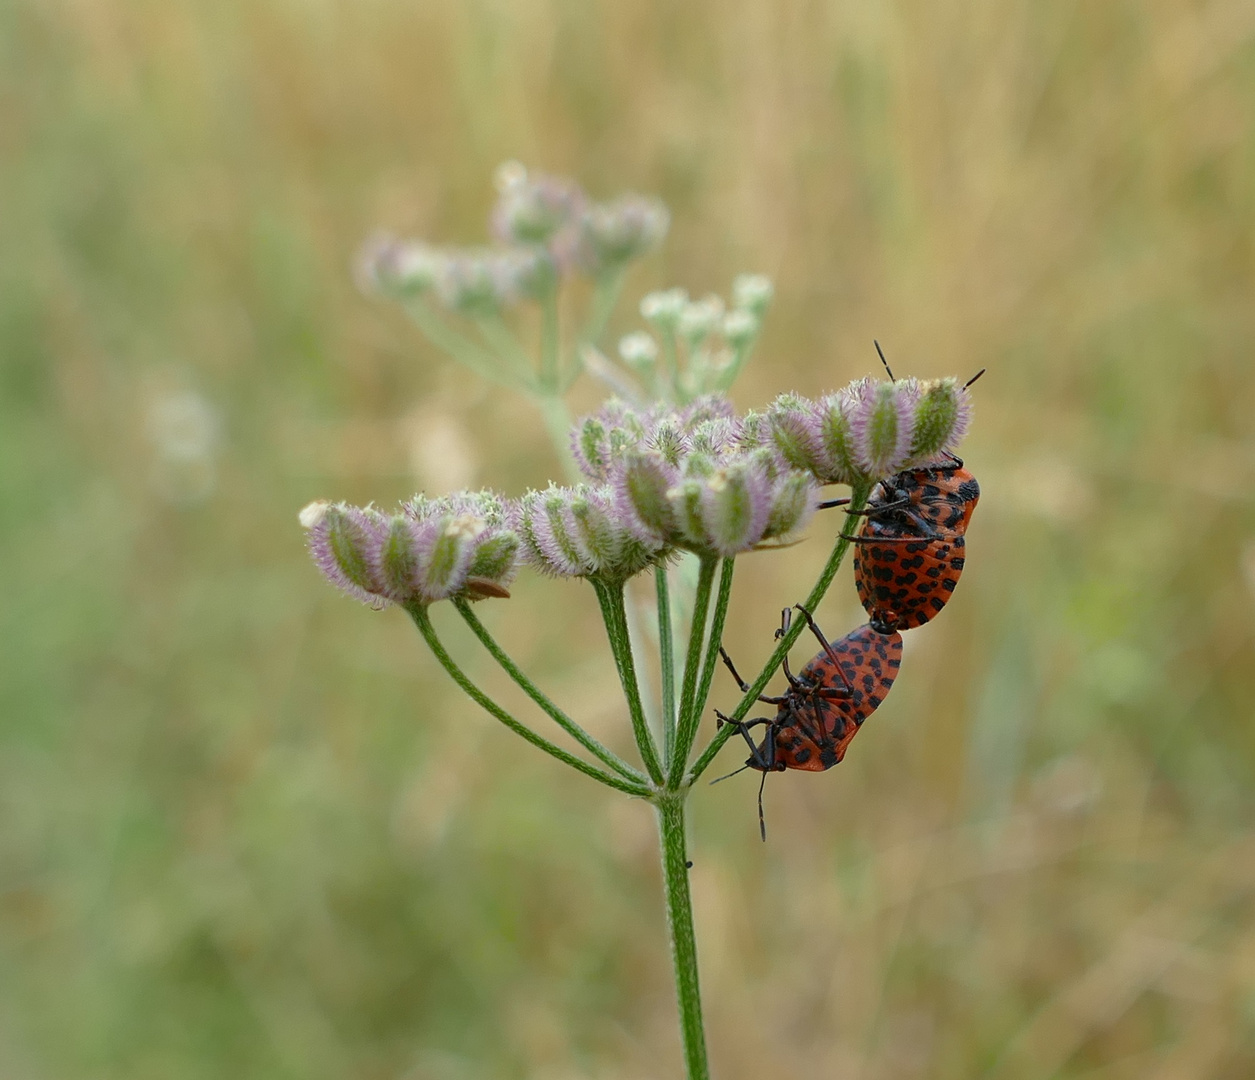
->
[715,360,982,839]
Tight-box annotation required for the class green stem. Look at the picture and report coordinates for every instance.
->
[579,267,626,350]
[406,604,650,798]
[685,485,871,784]
[656,565,677,769]
[403,301,528,391]
[660,327,682,402]
[532,393,579,481]
[593,581,665,786]
[656,793,709,1080]
[540,290,560,391]
[477,314,537,383]
[674,557,734,781]
[453,600,646,785]
[668,557,717,788]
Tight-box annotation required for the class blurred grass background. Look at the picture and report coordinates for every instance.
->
[3,0,1255,1077]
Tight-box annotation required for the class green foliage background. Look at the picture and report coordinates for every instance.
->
[3,1,1255,1077]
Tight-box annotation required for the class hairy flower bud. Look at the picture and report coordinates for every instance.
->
[908,377,972,460]
[677,296,725,349]
[491,163,586,247]
[640,288,688,330]
[618,331,659,377]
[721,310,759,348]
[731,273,774,317]
[513,484,666,583]
[850,378,919,476]
[303,501,389,608]
[578,194,670,275]
[302,492,519,607]
[357,236,441,298]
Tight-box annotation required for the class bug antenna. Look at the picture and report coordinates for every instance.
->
[964,368,987,389]
[757,770,769,842]
[874,340,895,381]
[710,763,751,785]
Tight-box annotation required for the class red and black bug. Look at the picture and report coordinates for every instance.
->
[821,344,983,632]
[715,605,903,839]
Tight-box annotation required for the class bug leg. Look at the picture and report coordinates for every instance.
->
[817,495,912,515]
[714,710,774,769]
[792,604,854,693]
[757,769,769,842]
[720,648,788,705]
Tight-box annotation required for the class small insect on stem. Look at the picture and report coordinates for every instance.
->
[714,606,903,839]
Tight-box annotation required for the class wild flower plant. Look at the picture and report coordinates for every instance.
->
[310,164,974,1079]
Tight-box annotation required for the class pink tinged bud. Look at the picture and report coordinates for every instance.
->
[764,473,818,540]
[615,451,677,544]
[466,531,519,588]
[303,502,389,608]
[372,515,421,601]
[908,377,972,461]
[356,235,441,298]
[671,478,708,550]
[765,394,825,475]
[418,514,483,600]
[578,194,670,275]
[698,462,771,557]
[850,380,917,478]
[491,165,586,247]
[435,250,510,315]
[813,390,862,485]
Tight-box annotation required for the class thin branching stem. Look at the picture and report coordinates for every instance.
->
[675,556,735,780]
[685,485,871,785]
[593,581,665,786]
[406,603,651,798]
[668,556,717,788]
[403,301,530,391]
[656,564,677,769]
[453,599,646,785]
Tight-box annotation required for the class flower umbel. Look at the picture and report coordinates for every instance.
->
[302,492,520,607]
[756,375,973,487]
[565,395,819,558]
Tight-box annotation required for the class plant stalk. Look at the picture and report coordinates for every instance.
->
[593,582,665,785]
[453,600,646,785]
[656,564,677,768]
[406,604,650,798]
[655,792,709,1080]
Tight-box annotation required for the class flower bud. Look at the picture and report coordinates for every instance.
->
[908,377,972,460]
[435,250,511,315]
[491,164,585,247]
[763,393,826,475]
[721,310,759,348]
[615,450,679,544]
[850,378,918,476]
[303,492,519,607]
[578,194,670,275]
[732,273,773,316]
[357,236,441,298]
[696,461,771,557]
[570,400,647,482]
[302,501,388,608]
[764,471,817,539]
[513,484,665,583]
[678,295,725,349]
[640,288,688,330]
[618,331,659,376]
